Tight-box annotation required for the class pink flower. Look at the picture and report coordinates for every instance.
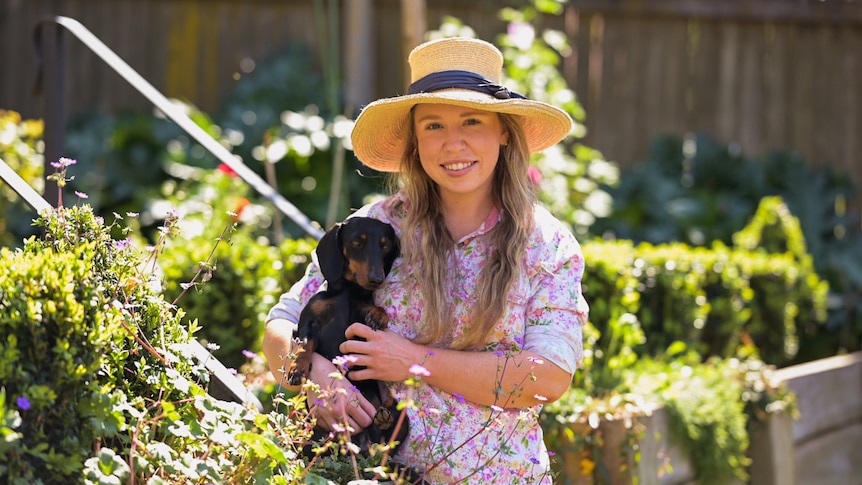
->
[409,364,431,377]
[527,166,543,186]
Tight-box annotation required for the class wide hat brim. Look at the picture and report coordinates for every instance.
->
[351,89,574,173]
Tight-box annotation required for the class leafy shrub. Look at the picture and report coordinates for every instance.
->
[580,197,827,393]
[137,166,315,370]
[0,110,45,246]
[0,204,193,481]
[592,132,861,359]
[0,204,323,484]
[542,196,819,483]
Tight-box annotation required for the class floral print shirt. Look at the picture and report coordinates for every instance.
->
[267,191,587,484]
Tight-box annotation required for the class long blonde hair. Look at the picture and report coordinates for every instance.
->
[390,111,535,350]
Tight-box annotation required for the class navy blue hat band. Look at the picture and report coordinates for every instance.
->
[407,70,527,100]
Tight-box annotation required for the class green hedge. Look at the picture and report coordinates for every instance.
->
[578,196,828,391]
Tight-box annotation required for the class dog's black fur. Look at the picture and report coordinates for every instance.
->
[289,216,408,455]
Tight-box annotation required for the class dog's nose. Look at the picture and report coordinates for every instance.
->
[368,273,385,287]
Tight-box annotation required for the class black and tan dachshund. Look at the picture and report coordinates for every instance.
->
[289,216,408,455]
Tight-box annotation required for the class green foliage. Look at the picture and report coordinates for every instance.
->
[626,356,753,485]
[593,133,862,359]
[0,203,321,484]
[544,199,820,483]
[0,204,179,481]
[150,168,316,368]
[58,43,382,243]
[63,109,181,223]
[580,205,827,390]
[0,110,45,246]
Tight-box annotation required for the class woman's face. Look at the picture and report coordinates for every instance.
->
[413,103,508,203]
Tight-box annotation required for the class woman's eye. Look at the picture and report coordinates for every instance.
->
[464,118,480,126]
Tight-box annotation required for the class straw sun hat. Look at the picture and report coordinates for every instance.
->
[350,37,574,172]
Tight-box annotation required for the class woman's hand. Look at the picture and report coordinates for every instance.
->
[340,322,572,409]
[305,352,377,433]
[340,323,425,383]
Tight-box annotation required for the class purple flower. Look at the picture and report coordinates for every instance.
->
[16,396,31,410]
[530,457,541,465]
[452,393,466,404]
[114,238,131,250]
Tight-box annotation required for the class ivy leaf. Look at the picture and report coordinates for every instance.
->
[235,432,286,464]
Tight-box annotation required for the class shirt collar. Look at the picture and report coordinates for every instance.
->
[457,206,501,243]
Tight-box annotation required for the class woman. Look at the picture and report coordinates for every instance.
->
[263,37,587,484]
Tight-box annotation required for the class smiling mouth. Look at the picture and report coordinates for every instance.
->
[443,161,475,171]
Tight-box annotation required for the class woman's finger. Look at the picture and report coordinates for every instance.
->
[344,321,375,340]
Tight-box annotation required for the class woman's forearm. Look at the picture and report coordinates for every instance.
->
[261,318,300,391]
[419,346,572,408]
[342,324,572,409]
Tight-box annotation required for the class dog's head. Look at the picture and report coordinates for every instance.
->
[316,217,400,290]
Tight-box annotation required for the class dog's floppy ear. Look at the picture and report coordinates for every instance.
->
[316,222,344,284]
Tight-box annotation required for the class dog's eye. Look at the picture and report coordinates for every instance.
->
[350,239,363,247]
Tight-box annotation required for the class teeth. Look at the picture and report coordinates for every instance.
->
[445,162,473,171]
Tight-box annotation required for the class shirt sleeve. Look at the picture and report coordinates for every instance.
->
[523,225,588,376]
[265,253,326,331]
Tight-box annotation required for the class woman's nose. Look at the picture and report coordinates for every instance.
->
[444,128,466,149]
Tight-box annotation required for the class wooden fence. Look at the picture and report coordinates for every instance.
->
[1,0,861,210]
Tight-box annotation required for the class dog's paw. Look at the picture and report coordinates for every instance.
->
[365,306,390,331]
[373,405,395,430]
[286,369,305,386]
